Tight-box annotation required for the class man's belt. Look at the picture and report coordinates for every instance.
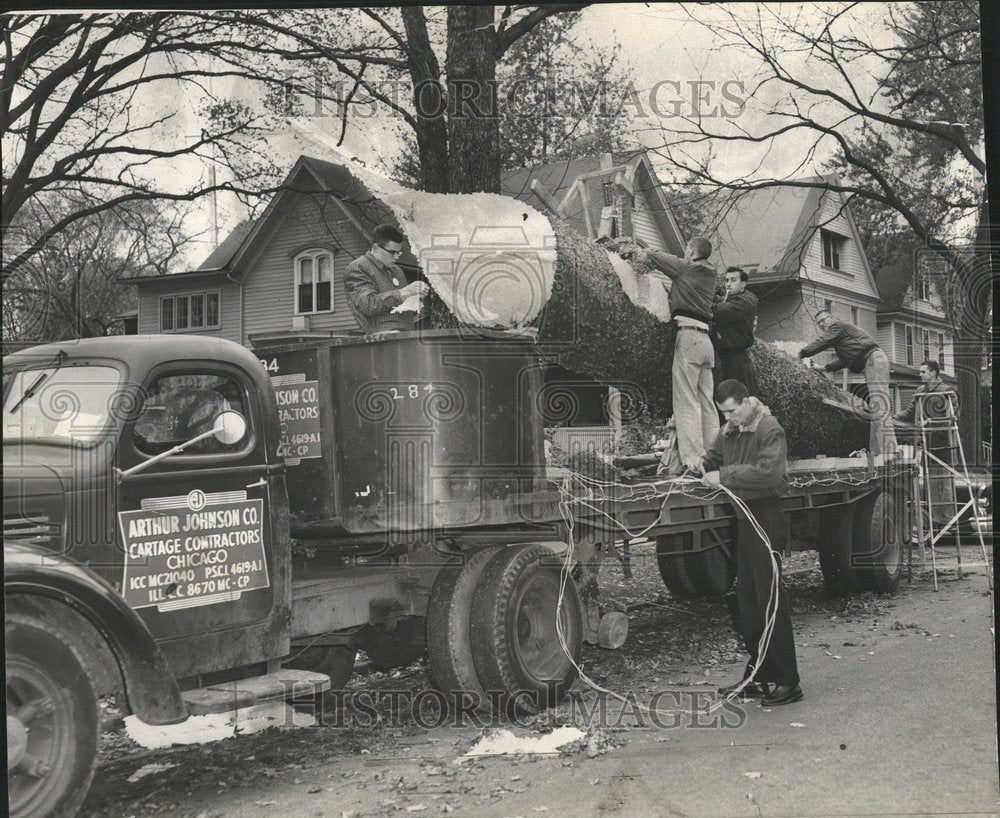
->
[677,325,709,334]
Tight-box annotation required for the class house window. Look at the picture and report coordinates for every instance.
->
[905,325,914,366]
[851,306,859,325]
[917,273,930,301]
[159,292,221,332]
[937,332,946,369]
[295,250,333,314]
[922,329,930,362]
[820,229,845,270]
[823,299,833,314]
[602,182,614,207]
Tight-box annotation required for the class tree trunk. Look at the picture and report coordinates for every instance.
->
[400,7,450,193]
[445,6,501,193]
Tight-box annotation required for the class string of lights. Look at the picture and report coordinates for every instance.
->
[552,470,785,719]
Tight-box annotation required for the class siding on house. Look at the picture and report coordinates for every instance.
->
[136,276,242,344]
[632,186,670,251]
[238,191,367,342]
[799,191,879,299]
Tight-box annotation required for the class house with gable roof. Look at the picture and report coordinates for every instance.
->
[128,155,424,349]
[714,177,884,396]
[871,237,957,413]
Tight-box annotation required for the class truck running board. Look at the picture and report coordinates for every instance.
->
[182,669,331,715]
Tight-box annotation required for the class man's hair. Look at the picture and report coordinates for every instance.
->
[814,309,832,320]
[373,224,404,246]
[715,379,750,404]
[688,236,712,260]
[921,359,941,376]
[726,265,749,283]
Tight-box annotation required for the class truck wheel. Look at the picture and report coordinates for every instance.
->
[284,645,357,689]
[656,531,736,598]
[852,492,903,594]
[6,613,99,818]
[426,547,502,713]
[470,544,582,713]
[817,506,861,596]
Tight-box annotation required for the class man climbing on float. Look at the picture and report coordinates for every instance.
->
[617,235,720,472]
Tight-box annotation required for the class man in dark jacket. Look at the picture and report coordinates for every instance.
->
[798,310,897,456]
[712,266,758,394]
[702,379,802,706]
[345,224,428,334]
[641,236,720,471]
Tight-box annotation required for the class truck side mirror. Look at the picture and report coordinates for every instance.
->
[213,410,247,446]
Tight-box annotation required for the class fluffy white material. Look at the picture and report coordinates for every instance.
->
[282,123,558,328]
[606,252,672,322]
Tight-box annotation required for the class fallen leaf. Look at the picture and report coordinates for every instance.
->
[307,786,322,794]
[590,778,600,785]
[405,806,427,813]
[743,772,762,779]
[790,722,805,728]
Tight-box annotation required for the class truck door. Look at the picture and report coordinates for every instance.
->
[116,361,287,679]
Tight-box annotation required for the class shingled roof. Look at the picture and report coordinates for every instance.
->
[714,178,836,278]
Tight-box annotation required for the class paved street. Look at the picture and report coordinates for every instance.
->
[83,548,997,818]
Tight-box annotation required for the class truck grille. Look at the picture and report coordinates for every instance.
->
[3,515,61,547]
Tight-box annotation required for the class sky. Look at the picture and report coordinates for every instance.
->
[161,3,979,269]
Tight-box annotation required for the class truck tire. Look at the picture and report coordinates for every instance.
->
[852,491,903,594]
[470,544,583,713]
[6,613,99,818]
[426,547,502,713]
[284,645,357,689]
[656,531,737,598]
[817,505,861,596]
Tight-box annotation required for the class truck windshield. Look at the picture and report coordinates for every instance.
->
[2,365,123,445]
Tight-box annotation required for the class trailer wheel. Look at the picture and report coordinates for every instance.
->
[817,506,861,596]
[284,645,357,689]
[426,547,502,713]
[656,530,737,598]
[853,491,903,594]
[6,613,99,818]
[470,544,582,713]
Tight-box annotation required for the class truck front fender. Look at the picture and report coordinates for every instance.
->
[4,542,187,725]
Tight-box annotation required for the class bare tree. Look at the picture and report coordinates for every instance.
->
[648,2,988,453]
[244,6,589,193]
[3,195,196,343]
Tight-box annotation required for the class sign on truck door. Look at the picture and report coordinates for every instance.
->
[116,362,279,678]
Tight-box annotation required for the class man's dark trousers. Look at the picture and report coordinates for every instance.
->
[717,348,757,395]
[736,499,799,686]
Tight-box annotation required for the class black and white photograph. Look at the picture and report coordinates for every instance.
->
[2,3,996,816]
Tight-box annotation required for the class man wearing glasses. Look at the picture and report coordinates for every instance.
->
[345,224,429,333]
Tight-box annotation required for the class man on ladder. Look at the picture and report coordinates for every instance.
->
[892,359,991,589]
[893,359,959,531]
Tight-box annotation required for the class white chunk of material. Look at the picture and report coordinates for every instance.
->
[282,122,558,328]
[458,726,585,760]
[606,252,671,322]
[391,294,423,314]
[124,701,316,749]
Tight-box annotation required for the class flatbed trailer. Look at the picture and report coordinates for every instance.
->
[2,332,912,817]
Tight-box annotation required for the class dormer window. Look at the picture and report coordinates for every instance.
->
[295,249,333,314]
[820,229,845,271]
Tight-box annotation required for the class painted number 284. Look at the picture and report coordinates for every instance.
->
[390,384,432,400]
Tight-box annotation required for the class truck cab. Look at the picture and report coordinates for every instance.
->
[3,336,301,818]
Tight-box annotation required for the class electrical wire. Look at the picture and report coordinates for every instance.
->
[551,470,799,721]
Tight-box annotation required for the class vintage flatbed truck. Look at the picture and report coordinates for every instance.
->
[2,331,911,817]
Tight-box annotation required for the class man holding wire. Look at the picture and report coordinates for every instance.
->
[700,379,802,706]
